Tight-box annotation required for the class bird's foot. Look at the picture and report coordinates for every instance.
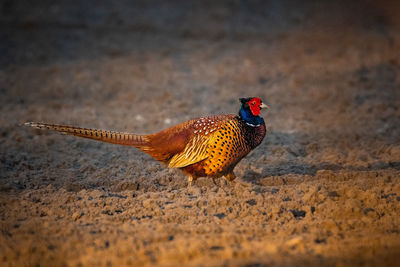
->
[211,178,230,194]
[187,176,194,188]
[224,172,237,182]
[212,177,219,187]
[232,178,252,187]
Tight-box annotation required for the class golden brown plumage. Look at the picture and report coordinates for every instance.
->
[25,97,268,186]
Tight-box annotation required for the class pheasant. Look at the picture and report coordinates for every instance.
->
[25,97,268,186]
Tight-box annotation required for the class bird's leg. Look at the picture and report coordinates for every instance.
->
[214,177,229,194]
[187,175,194,187]
[225,172,237,182]
[226,172,251,187]
[212,177,219,187]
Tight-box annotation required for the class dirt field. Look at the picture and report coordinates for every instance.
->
[1,1,400,266]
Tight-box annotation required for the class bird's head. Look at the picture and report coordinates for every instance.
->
[239,97,269,116]
[239,97,268,126]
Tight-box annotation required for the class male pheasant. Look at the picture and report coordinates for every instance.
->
[25,97,268,186]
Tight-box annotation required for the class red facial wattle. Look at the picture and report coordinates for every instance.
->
[249,97,262,116]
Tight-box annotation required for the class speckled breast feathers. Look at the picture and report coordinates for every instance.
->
[161,115,265,179]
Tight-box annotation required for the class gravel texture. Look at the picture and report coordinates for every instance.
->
[1,1,400,266]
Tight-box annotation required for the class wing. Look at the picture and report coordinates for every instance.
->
[168,133,211,168]
[144,114,236,168]
[168,115,236,168]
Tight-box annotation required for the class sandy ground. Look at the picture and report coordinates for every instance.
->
[1,0,400,266]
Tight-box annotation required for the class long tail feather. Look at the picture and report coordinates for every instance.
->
[24,122,148,147]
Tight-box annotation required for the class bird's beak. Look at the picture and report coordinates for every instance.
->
[260,102,269,110]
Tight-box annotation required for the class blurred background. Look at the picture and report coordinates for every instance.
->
[2,0,399,180]
[1,0,400,266]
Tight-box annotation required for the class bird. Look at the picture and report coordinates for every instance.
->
[24,97,268,186]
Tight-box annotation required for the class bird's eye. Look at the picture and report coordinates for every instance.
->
[251,101,256,105]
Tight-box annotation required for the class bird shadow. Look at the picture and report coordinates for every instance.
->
[241,161,400,183]
[241,129,400,184]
